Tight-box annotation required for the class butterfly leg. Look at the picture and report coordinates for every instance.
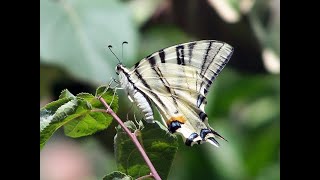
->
[104,77,123,112]
[135,113,145,130]
[132,111,144,129]
[108,86,119,110]
[97,77,117,97]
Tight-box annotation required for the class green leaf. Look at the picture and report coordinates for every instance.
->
[63,90,118,137]
[40,97,78,149]
[115,121,178,179]
[40,0,139,84]
[103,171,133,180]
[59,89,76,99]
[40,88,118,149]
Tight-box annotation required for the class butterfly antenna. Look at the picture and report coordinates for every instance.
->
[122,41,128,62]
[108,45,121,63]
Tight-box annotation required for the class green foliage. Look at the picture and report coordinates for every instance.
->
[138,25,192,62]
[40,0,139,84]
[128,0,163,26]
[115,121,178,179]
[207,70,279,120]
[59,89,76,99]
[40,96,76,149]
[40,88,118,149]
[103,171,133,180]
[249,0,280,55]
[170,69,279,180]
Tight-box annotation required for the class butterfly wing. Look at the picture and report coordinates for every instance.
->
[126,40,233,146]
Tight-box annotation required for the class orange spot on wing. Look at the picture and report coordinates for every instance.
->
[166,116,186,126]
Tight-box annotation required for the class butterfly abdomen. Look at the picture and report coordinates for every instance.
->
[117,65,154,123]
[132,90,154,122]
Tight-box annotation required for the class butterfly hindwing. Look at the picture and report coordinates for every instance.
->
[118,40,233,146]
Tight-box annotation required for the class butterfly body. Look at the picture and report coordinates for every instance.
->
[116,40,233,147]
[116,63,155,123]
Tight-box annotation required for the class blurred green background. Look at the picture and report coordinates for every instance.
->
[40,0,279,180]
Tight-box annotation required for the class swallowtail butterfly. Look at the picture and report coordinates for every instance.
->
[115,40,233,147]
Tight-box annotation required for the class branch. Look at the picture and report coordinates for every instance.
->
[98,96,162,180]
[136,174,154,180]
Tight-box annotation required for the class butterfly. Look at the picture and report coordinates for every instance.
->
[114,40,233,147]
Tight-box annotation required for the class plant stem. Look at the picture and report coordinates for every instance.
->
[98,97,162,180]
[136,174,154,180]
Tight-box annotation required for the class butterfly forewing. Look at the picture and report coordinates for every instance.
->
[119,40,233,147]
[134,40,232,95]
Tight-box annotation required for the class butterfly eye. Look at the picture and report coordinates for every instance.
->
[115,66,119,75]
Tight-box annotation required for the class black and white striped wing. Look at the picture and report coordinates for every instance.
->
[129,40,233,146]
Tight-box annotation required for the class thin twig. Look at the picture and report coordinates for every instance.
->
[98,96,162,180]
[136,174,154,180]
[90,109,106,113]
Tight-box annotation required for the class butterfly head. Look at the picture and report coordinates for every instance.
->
[115,63,125,75]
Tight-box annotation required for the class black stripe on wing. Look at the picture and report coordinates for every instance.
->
[200,41,213,77]
[176,45,185,65]
[148,56,179,107]
[188,42,196,64]
[133,67,168,110]
[159,49,166,63]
